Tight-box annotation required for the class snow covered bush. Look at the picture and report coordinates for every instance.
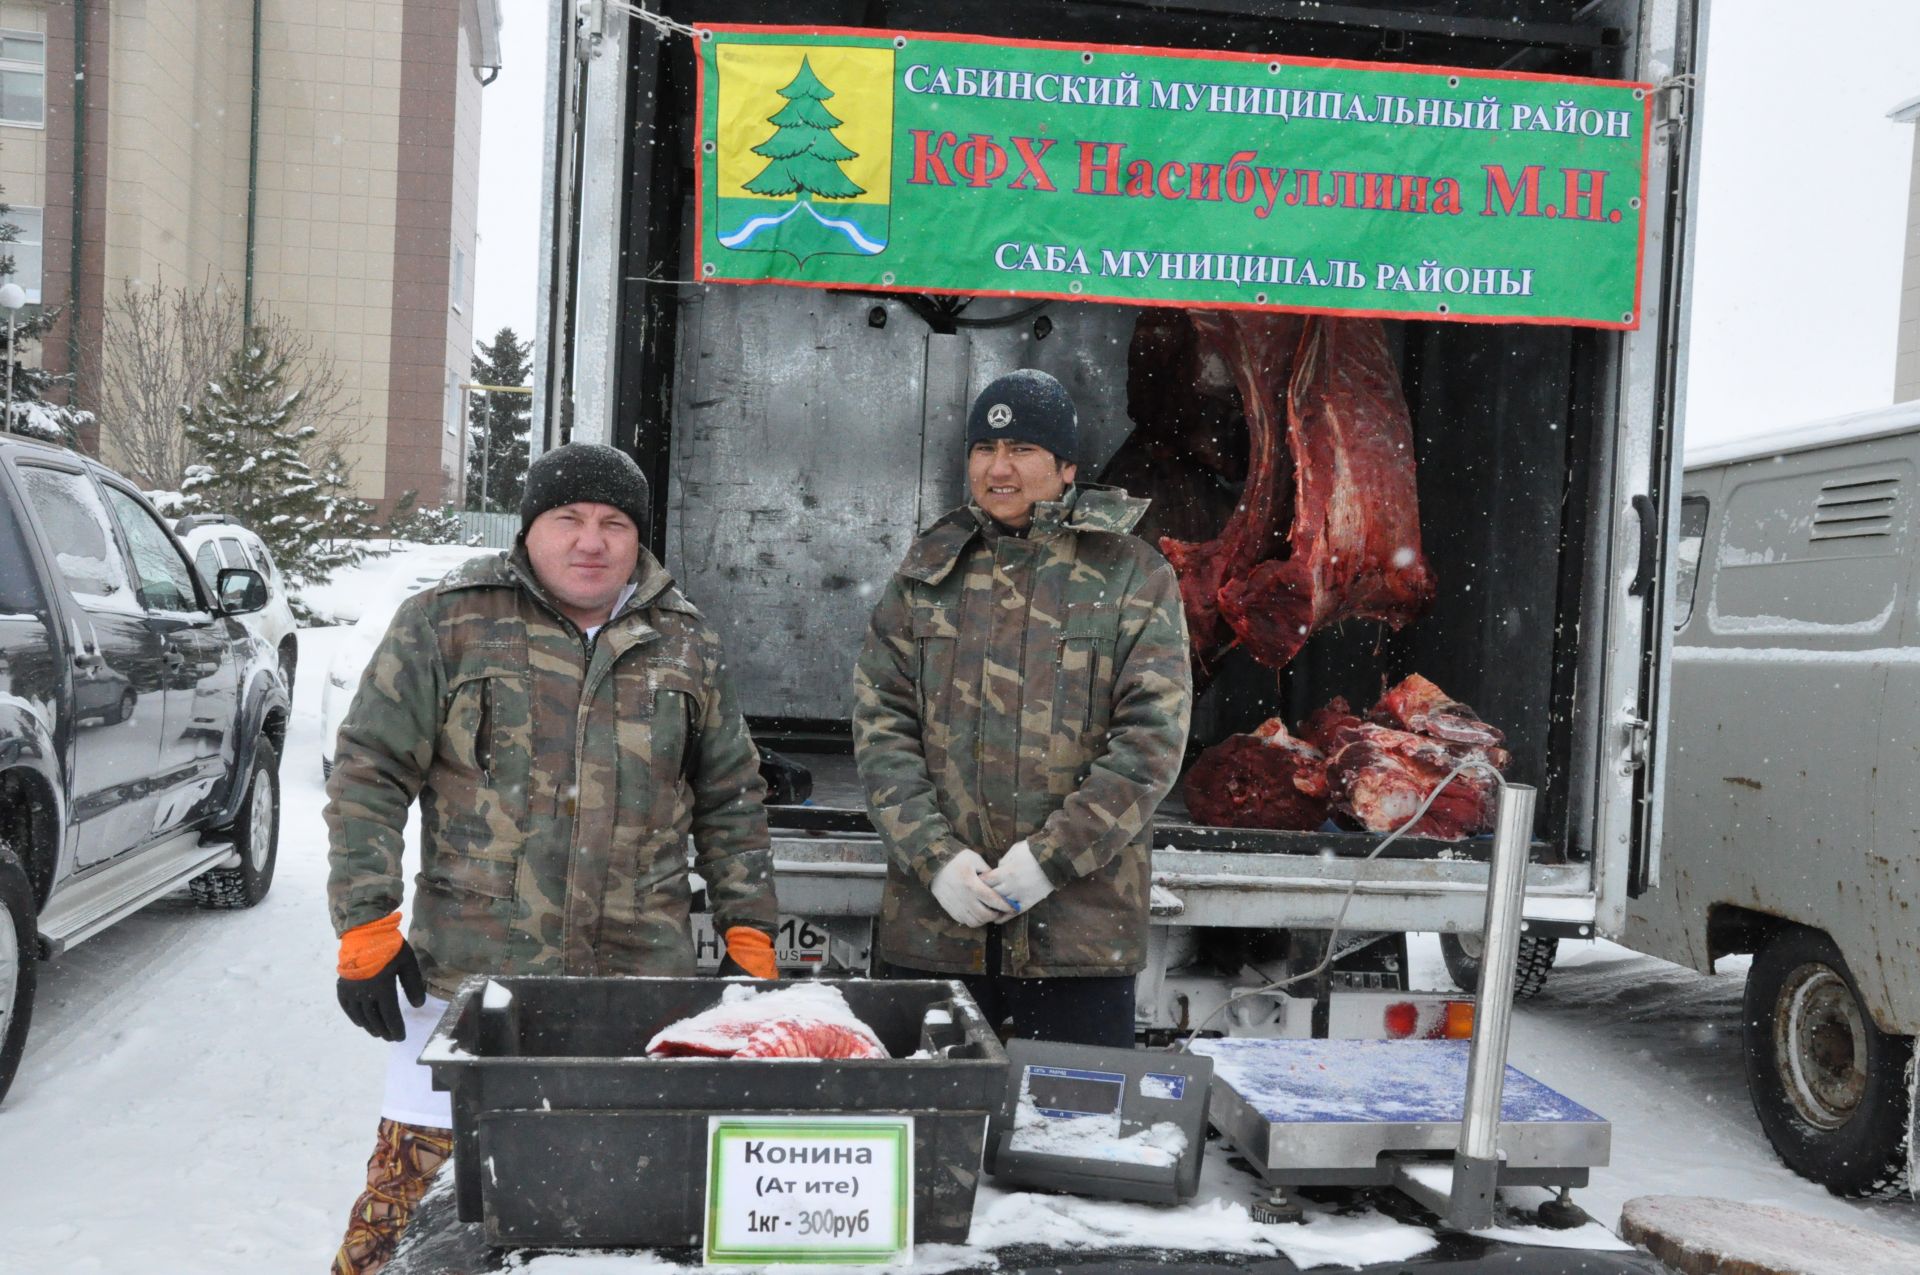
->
[386,489,478,546]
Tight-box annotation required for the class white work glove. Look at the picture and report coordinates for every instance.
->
[930,849,1015,928]
[980,841,1055,920]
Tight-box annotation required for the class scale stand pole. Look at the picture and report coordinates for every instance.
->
[1447,781,1536,1231]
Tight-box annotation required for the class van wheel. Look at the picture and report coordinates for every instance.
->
[190,739,279,910]
[1743,926,1914,1198]
[0,845,37,1104]
[1439,930,1558,1000]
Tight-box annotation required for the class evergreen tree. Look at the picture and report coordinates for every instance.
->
[0,185,92,444]
[742,57,864,200]
[466,326,532,511]
[179,330,365,585]
[313,442,381,550]
[386,488,473,545]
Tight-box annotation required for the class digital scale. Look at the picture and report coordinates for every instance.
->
[1193,1037,1610,1223]
[984,1039,1213,1204]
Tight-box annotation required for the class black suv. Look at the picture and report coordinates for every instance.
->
[0,437,288,1103]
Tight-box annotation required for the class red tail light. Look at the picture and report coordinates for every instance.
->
[1384,1001,1419,1038]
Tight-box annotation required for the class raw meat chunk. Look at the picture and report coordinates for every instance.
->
[1182,719,1330,831]
[646,983,889,1060]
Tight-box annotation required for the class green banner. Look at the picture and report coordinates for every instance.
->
[695,25,1651,329]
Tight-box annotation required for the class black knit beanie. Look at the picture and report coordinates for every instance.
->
[965,369,1079,464]
[519,443,651,533]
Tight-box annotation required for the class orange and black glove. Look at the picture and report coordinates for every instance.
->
[336,911,426,1041]
[717,925,778,980]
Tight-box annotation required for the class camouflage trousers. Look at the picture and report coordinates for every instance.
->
[331,1118,453,1275]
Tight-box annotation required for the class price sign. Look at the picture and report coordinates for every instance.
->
[704,1116,914,1265]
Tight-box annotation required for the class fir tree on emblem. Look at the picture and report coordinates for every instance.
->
[742,57,864,200]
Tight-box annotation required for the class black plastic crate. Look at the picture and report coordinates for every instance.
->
[421,976,1007,1248]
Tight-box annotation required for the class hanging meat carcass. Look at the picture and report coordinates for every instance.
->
[1180,718,1331,831]
[1153,312,1433,680]
[1098,309,1249,549]
[1214,317,1437,669]
[1155,311,1305,680]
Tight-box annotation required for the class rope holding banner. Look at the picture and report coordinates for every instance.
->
[601,0,702,42]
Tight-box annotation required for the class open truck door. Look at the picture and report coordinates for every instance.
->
[1593,0,1709,934]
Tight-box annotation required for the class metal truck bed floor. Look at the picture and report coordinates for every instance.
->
[1195,1040,1610,1188]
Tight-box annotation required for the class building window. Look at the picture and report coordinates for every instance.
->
[445,369,459,436]
[450,243,465,313]
[6,205,41,302]
[0,32,45,127]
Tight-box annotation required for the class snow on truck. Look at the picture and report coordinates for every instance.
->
[538,0,1697,1042]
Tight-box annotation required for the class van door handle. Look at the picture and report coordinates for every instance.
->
[1627,494,1657,597]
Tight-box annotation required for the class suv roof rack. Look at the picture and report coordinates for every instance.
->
[174,512,240,534]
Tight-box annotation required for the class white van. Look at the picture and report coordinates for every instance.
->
[1627,400,1920,1199]
[175,515,301,693]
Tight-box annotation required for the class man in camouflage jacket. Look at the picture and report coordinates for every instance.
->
[854,370,1192,1047]
[323,443,777,1275]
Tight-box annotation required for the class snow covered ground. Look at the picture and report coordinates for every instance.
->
[2,612,1917,1270]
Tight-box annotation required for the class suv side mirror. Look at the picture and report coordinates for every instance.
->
[217,567,269,615]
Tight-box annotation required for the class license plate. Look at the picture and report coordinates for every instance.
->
[691,914,832,969]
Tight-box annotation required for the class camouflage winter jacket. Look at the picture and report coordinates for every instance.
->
[325,546,777,999]
[852,484,1192,977]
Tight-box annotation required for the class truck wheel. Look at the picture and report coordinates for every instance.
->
[0,845,37,1104]
[1439,930,1558,1000]
[1743,927,1914,1198]
[190,739,279,910]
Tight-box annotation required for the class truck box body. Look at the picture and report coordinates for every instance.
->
[536,0,1707,957]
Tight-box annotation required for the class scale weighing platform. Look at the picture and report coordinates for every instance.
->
[1194,1038,1610,1196]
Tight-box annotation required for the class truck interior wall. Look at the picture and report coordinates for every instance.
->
[608,0,1636,861]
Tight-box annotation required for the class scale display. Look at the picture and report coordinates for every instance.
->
[986,1041,1212,1204]
[1025,1066,1125,1119]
